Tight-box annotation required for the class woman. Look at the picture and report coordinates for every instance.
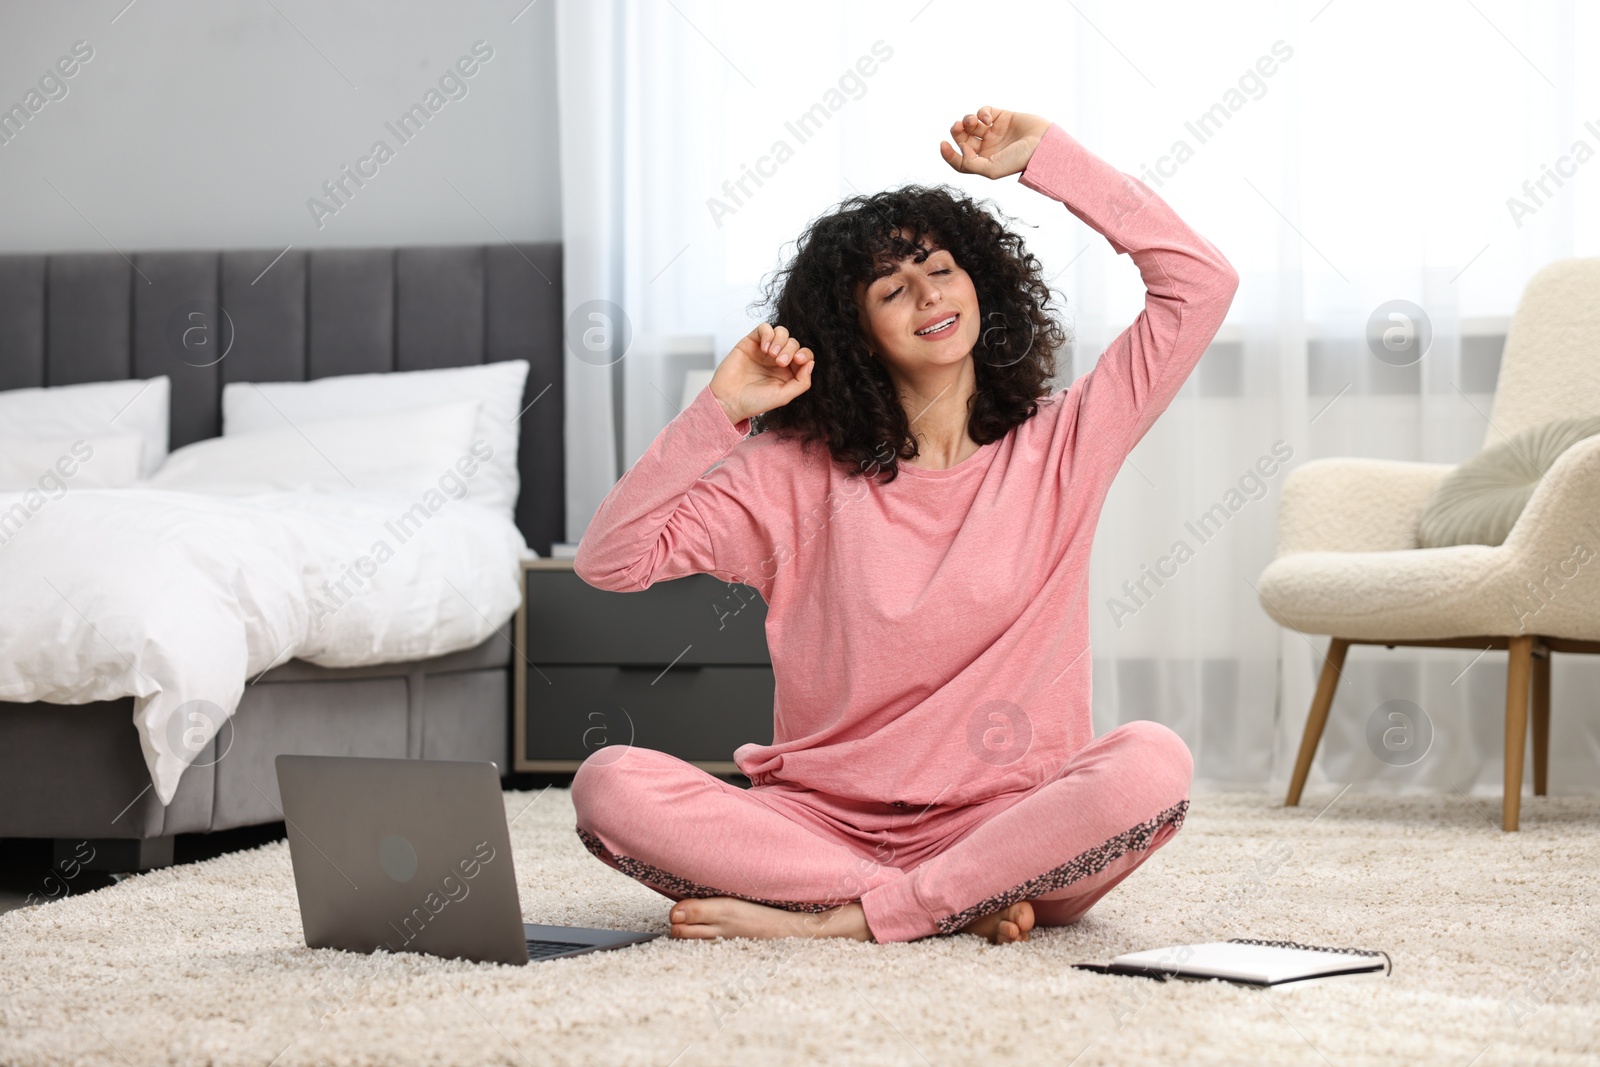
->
[572,106,1238,945]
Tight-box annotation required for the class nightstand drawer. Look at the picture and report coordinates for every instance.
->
[525,569,767,666]
[523,665,774,763]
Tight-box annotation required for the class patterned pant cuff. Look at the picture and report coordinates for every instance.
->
[934,798,1190,935]
[575,826,837,914]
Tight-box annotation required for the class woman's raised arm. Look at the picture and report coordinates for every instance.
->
[945,106,1239,465]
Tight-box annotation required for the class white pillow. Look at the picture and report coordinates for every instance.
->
[148,401,482,497]
[0,435,145,491]
[0,377,170,477]
[222,362,529,515]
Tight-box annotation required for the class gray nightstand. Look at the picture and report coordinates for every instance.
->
[513,559,773,774]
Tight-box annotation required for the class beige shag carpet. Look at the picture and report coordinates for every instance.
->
[2,787,1598,1067]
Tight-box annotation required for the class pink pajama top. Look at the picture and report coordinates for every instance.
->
[574,123,1239,809]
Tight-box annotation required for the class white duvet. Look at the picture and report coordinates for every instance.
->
[0,487,530,804]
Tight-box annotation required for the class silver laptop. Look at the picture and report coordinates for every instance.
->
[274,754,658,965]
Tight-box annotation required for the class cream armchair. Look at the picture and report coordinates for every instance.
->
[1257,257,1600,830]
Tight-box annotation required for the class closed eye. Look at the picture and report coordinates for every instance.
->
[883,269,955,302]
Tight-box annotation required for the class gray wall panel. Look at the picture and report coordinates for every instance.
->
[0,256,45,392]
[47,255,131,385]
[308,248,394,378]
[220,249,307,386]
[488,243,564,557]
[396,246,484,371]
[133,252,222,447]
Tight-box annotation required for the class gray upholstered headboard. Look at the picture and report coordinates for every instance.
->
[0,244,564,555]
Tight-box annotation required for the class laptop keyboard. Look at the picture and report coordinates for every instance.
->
[526,938,589,960]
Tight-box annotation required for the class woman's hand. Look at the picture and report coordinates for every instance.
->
[940,106,1052,180]
[708,322,814,425]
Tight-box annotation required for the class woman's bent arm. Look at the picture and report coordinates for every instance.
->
[572,384,768,594]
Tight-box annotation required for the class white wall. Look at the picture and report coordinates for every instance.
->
[0,0,560,253]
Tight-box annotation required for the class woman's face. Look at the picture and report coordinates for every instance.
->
[854,239,981,382]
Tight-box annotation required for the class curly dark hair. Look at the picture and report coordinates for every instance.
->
[748,184,1070,482]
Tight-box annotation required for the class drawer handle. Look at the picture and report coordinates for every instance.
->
[618,664,704,671]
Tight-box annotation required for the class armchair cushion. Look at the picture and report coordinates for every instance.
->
[1418,415,1600,549]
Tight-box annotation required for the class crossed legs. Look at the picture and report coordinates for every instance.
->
[571,720,1193,944]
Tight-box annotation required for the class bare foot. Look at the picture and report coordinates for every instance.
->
[669,898,874,941]
[959,900,1035,944]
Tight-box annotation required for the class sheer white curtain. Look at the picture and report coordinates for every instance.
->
[555,0,1600,794]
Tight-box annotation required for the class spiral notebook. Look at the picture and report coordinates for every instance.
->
[1073,939,1392,987]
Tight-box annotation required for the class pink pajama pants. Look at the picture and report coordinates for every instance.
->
[570,720,1193,943]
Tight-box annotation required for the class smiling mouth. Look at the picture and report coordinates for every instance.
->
[914,314,959,339]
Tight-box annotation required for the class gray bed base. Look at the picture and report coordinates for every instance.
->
[0,243,564,862]
[0,639,511,865]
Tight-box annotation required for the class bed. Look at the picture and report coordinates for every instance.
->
[0,243,564,866]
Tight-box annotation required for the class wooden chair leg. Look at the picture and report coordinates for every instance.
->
[1286,638,1349,807]
[1531,641,1550,797]
[1503,635,1534,831]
